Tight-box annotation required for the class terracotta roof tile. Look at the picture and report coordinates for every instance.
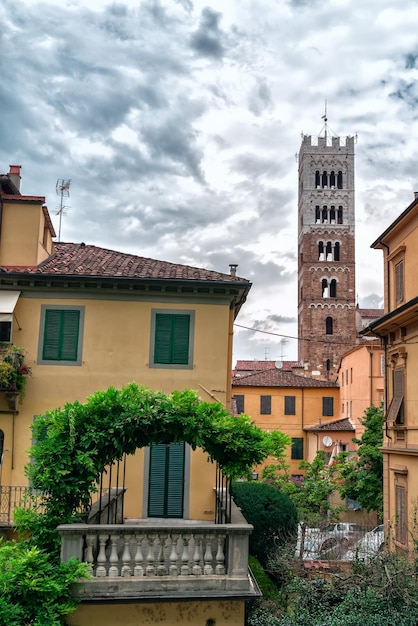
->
[2,242,250,283]
[232,369,339,388]
[304,418,354,432]
[234,360,303,371]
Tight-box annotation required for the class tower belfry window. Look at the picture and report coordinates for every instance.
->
[315,171,320,188]
[322,278,329,298]
[326,316,333,335]
[330,206,336,223]
[315,206,320,223]
[330,279,337,298]
[337,171,343,189]
[326,242,332,260]
[318,241,324,260]
[334,242,340,261]
[330,171,336,188]
[322,171,328,188]
[322,206,328,223]
[337,206,343,224]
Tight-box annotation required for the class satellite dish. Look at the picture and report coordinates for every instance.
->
[323,436,333,447]
[275,360,283,369]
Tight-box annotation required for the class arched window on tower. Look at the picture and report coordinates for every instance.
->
[322,278,329,298]
[318,241,324,260]
[326,359,331,372]
[334,242,340,261]
[337,171,343,189]
[337,206,343,224]
[326,242,332,260]
[330,279,337,298]
[326,317,333,335]
[322,171,328,188]
[330,206,336,223]
[315,206,321,223]
[330,171,336,188]
[315,171,320,188]
[322,206,328,223]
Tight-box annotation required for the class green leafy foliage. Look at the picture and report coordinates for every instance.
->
[264,450,342,528]
[338,405,384,516]
[23,384,286,553]
[231,481,297,569]
[248,552,418,626]
[0,540,88,625]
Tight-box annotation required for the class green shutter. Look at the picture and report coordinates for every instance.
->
[154,314,190,365]
[291,438,304,460]
[172,315,190,364]
[43,310,80,361]
[60,311,80,360]
[148,443,185,518]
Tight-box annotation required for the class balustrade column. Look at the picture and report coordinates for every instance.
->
[96,533,108,577]
[108,534,120,578]
[133,534,145,576]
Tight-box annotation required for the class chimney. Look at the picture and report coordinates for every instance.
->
[8,165,21,192]
[414,191,418,200]
[229,264,238,277]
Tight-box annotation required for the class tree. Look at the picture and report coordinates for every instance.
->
[231,481,298,569]
[263,450,341,527]
[338,405,383,517]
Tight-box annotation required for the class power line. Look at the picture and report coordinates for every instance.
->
[233,323,380,347]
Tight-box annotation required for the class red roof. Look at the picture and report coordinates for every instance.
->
[1,242,250,283]
[234,359,302,371]
[232,369,338,388]
[304,417,354,432]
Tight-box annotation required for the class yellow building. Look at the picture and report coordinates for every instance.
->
[0,165,257,625]
[364,193,418,552]
[337,342,384,438]
[232,368,339,477]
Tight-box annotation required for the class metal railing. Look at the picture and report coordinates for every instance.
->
[0,486,33,525]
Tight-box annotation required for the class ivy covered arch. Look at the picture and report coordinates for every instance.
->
[25,384,289,548]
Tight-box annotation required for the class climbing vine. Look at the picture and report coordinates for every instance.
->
[22,384,289,553]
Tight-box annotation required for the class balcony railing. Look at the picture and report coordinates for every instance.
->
[0,486,33,525]
[58,509,258,600]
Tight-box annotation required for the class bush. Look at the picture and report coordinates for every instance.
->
[231,481,297,569]
[0,540,89,625]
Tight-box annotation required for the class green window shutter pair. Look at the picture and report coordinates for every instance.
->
[148,442,185,518]
[291,437,304,460]
[43,310,80,361]
[154,314,190,364]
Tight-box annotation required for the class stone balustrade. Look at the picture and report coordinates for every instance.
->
[58,520,258,600]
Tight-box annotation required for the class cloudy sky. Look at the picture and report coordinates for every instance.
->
[2,0,418,364]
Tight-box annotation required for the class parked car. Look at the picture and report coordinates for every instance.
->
[317,522,365,558]
[296,522,366,560]
[351,524,384,561]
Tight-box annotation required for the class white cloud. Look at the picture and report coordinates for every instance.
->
[2,0,418,362]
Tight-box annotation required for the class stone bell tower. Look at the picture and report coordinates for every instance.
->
[297,120,356,380]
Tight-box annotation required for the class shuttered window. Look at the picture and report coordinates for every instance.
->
[395,484,407,544]
[395,260,404,303]
[154,314,190,364]
[322,397,334,416]
[386,368,404,423]
[148,442,185,518]
[291,438,304,460]
[150,310,194,369]
[235,395,244,414]
[38,306,84,365]
[284,396,296,415]
[260,395,271,414]
[43,310,80,361]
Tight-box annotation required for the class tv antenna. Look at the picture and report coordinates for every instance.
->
[55,179,71,242]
